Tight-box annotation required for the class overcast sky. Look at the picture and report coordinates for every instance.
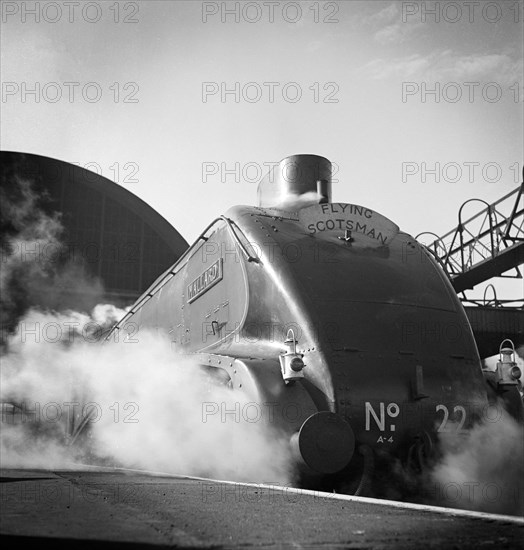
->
[1,0,523,299]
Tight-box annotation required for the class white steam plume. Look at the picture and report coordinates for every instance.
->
[430,409,524,515]
[0,172,293,484]
[0,308,293,484]
[278,191,322,210]
[0,175,104,342]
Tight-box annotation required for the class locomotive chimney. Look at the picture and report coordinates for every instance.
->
[257,154,332,209]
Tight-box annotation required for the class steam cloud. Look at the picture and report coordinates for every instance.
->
[0,172,292,484]
[430,409,524,515]
[0,309,293,483]
[278,191,323,210]
[0,171,103,343]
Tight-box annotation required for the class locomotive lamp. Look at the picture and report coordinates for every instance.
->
[495,339,522,388]
[279,329,305,384]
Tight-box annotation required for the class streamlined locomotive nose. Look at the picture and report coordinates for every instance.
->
[290,412,355,474]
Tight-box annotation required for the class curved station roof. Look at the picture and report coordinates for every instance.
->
[1,151,189,308]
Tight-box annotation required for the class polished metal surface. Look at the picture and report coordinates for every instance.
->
[96,156,520,492]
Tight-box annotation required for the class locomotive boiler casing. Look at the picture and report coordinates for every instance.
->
[104,155,490,483]
[110,209,488,475]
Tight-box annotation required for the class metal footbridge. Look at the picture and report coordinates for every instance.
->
[417,178,523,358]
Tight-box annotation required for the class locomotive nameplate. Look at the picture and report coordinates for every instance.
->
[299,203,400,245]
[187,258,223,303]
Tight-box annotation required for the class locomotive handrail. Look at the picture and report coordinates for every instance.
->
[219,215,260,264]
[106,214,259,338]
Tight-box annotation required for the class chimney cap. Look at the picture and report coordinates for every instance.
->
[257,154,332,209]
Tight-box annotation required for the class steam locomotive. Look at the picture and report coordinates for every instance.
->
[82,155,523,493]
